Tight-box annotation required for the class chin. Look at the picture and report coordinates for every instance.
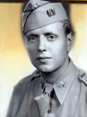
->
[37,66,55,73]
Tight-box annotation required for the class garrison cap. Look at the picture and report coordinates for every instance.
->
[22,0,70,34]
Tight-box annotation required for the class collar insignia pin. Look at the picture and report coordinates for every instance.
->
[58,81,65,87]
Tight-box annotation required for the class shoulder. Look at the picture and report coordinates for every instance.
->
[14,70,41,90]
[78,68,87,86]
[77,68,87,102]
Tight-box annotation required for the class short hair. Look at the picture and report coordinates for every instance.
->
[63,20,74,36]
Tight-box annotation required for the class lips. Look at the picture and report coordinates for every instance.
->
[36,56,51,60]
[36,56,51,62]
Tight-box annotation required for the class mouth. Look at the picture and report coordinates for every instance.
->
[36,56,51,62]
[36,57,51,60]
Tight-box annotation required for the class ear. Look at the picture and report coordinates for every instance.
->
[66,32,73,53]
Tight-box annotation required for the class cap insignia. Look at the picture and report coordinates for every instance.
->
[46,8,55,17]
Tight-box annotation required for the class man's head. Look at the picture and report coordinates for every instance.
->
[22,0,74,73]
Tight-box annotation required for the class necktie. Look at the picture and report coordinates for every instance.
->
[34,83,56,117]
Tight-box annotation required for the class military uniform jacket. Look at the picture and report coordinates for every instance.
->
[6,60,87,117]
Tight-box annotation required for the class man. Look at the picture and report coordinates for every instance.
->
[7,0,87,117]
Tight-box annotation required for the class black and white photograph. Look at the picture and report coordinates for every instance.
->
[0,0,87,117]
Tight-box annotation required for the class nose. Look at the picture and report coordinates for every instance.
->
[38,36,46,52]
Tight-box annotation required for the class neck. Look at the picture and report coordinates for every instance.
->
[41,57,70,84]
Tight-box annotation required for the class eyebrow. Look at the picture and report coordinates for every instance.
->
[26,34,39,37]
[44,32,58,36]
[26,32,58,37]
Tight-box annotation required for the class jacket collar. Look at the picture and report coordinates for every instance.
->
[40,60,78,105]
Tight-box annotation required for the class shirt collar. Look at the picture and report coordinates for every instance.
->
[40,59,78,105]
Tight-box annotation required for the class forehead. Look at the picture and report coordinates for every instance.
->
[26,22,64,36]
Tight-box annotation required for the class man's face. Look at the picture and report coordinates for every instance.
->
[25,22,70,72]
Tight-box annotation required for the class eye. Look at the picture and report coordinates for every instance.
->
[27,36,38,43]
[47,35,57,41]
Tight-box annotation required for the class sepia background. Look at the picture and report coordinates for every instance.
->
[0,2,87,117]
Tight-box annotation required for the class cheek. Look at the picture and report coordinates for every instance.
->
[26,44,37,53]
[51,42,67,65]
[25,45,36,61]
[52,40,67,55]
